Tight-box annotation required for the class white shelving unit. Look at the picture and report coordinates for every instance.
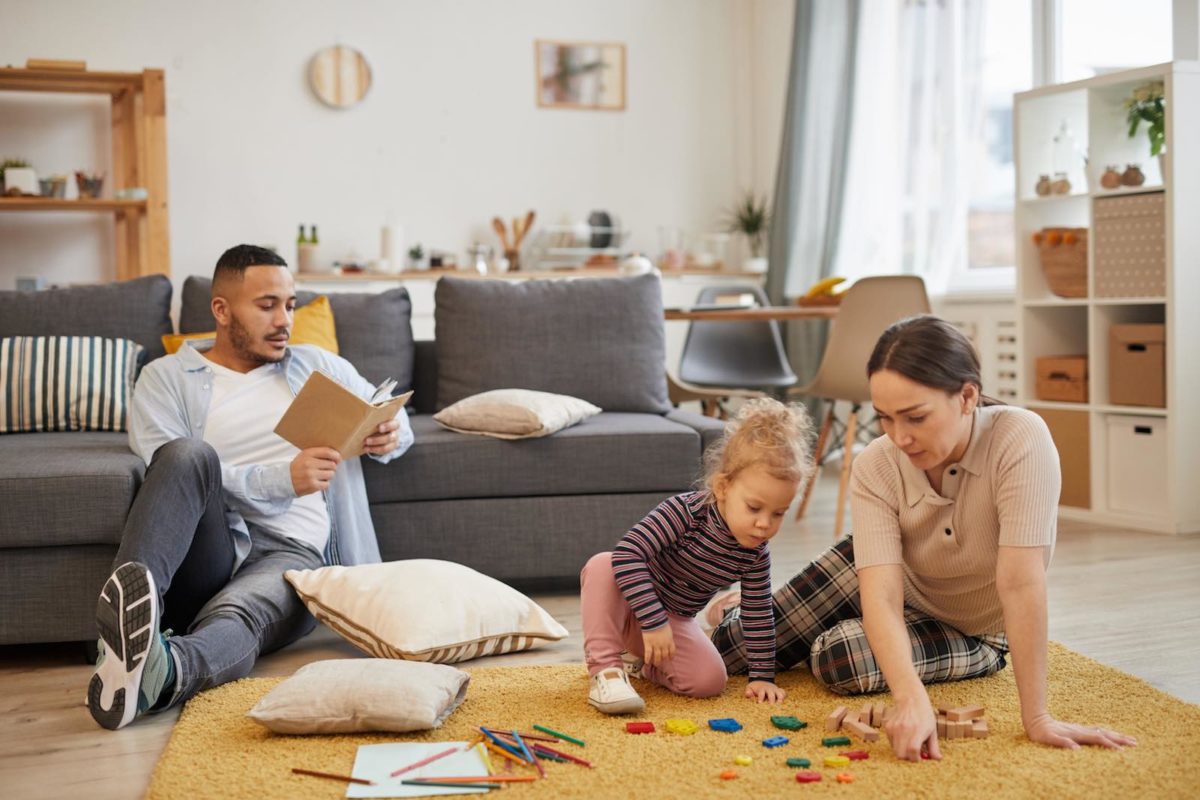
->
[1014,61,1200,534]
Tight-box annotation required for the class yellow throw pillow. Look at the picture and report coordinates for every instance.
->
[161,295,338,355]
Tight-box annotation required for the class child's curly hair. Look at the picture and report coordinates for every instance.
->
[701,397,815,497]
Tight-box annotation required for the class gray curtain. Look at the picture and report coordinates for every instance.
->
[766,0,861,392]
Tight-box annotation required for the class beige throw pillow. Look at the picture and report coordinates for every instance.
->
[246,658,469,734]
[432,388,601,439]
[285,560,570,664]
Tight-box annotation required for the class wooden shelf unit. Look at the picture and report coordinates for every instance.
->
[1014,61,1200,534]
[0,66,170,280]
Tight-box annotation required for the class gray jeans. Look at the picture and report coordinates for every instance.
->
[112,438,323,707]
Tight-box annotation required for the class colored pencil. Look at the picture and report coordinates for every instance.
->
[512,729,545,779]
[479,726,529,761]
[408,775,537,783]
[390,745,462,777]
[484,740,528,765]
[475,742,495,776]
[532,724,584,746]
[533,743,593,767]
[291,767,375,786]
[401,779,503,789]
[480,727,560,743]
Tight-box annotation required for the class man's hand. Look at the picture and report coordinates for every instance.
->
[362,419,401,456]
[642,626,676,667]
[291,447,341,495]
[745,680,786,703]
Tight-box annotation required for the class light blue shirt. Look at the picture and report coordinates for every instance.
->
[127,340,414,571]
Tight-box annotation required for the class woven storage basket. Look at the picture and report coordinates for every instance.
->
[1034,227,1087,298]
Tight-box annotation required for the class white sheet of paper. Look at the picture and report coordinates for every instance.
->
[347,742,490,798]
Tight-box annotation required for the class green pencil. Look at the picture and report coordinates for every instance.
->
[400,779,502,789]
[532,724,584,746]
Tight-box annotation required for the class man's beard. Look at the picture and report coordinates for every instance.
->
[228,313,286,365]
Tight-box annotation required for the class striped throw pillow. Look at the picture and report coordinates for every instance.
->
[0,335,144,433]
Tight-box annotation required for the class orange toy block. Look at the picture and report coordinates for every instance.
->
[836,773,855,784]
[946,704,985,722]
[972,719,989,739]
[843,718,880,742]
[826,705,849,732]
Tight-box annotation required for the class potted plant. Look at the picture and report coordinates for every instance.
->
[1126,80,1165,176]
[1,158,31,194]
[407,243,425,271]
[724,192,770,273]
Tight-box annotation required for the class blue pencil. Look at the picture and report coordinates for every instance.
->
[479,726,528,762]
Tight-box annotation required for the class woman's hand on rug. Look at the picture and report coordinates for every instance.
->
[1024,714,1138,750]
[884,700,942,762]
[641,626,676,667]
[744,680,786,703]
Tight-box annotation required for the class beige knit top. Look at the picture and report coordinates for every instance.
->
[851,405,1060,635]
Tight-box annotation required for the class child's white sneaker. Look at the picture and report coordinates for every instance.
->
[588,668,645,715]
[701,589,742,632]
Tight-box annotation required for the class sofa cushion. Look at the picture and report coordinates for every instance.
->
[363,412,703,504]
[0,432,142,548]
[433,388,601,439]
[433,275,670,413]
[179,276,414,388]
[0,274,173,363]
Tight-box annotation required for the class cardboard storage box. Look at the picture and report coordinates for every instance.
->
[1093,191,1166,298]
[1109,324,1165,407]
[1106,415,1168,514]
[1031,408,1090,509]
[1036,355,1088,403]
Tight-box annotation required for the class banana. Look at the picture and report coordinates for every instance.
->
[803,276,846,298]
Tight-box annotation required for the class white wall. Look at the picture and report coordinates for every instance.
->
[0,0,794,291]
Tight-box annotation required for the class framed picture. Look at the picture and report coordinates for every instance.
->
[535,40,626,111]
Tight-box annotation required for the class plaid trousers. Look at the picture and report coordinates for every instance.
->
[710,536,1009,695]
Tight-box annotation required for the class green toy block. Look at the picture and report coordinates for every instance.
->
[771,715,808,731]
[821,736,852,747]
[786,757,812,768]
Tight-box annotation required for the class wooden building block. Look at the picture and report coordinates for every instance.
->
[956,720,974,738]
[946,704,986,721]
[859,704,873,725]
[843,718,880,742]
[936,717,947,737]
[972,719,989,739]
[826,705,849,732]
[872,702,886,727]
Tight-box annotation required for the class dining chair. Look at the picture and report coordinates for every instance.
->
[789,275,931,538]
[676,285,797,416]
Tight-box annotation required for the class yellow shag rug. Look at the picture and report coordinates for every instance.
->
[149,643,1199,799]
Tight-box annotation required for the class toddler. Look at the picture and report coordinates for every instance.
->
[580,398,814,714]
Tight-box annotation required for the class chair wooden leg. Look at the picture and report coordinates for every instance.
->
[833,404,859,540]
[795,402,834,521]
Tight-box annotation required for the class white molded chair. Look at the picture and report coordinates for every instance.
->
[789,275,931,538]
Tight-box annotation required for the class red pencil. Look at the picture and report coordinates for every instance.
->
[533,743,593,767]
[390,745,462,777]
[292,767,374,786]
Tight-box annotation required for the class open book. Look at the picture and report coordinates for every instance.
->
[274,370,413,458]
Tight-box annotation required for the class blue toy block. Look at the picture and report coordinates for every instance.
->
[708,718,744,733]
[762,736,790,748]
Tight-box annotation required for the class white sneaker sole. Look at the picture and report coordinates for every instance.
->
[87,563,157,730]
[588,694,646,716]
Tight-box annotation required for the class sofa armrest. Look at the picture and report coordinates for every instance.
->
[664,409,725,453]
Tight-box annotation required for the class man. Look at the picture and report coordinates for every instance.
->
[87,244,413,730]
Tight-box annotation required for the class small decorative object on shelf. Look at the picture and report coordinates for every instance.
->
[38,176,67,198]
[1120,164,1145,187]
[724,191,770,271]
[114,187,147,201]
[4,166,39,196]
[74,170,104,199]
[1050,172,1071,195]
[1035,174,1052,196]
[2,158,33,194]
[1032,227,1087,298]
[407,243,425,270]
[1100,166,1122,190]
[1126,80,1165,157]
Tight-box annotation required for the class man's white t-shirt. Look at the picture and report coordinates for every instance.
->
[202,359,330,556]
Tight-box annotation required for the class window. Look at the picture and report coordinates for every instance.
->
[1061,0,1172,82]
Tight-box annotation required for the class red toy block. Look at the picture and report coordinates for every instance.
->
[626,721,655,734]
[920,751,932,760]
[839,750,870,761]
[795,771,822,783]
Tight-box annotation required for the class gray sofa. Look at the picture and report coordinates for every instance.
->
[0,273,723,646]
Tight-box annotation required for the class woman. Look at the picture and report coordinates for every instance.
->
[708,315,1135,761]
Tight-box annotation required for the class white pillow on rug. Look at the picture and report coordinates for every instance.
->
[285,560,570,664]
[246,658,469,734]
[432,388,601,439]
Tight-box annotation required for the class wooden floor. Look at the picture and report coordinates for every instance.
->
[2,472,1198,800]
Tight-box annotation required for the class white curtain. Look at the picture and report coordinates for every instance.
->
[833,0,986,294]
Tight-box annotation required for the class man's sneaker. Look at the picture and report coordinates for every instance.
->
[588,668,645,715]
[620,650,645,679]
[701,589,742,632]
[87,562,173,730]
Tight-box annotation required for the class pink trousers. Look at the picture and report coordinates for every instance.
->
[580,551,727,698]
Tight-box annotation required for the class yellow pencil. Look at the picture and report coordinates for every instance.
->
[475,742,495,776]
